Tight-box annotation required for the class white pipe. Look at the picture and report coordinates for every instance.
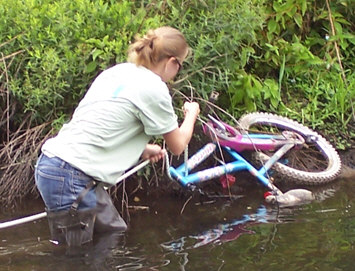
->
[0,212,47,229]
[0,159,150,230]
[114,159,150,184]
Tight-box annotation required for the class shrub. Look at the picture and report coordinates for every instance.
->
[0,0,354,204]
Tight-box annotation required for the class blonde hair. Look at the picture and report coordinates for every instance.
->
[128,26,189,69]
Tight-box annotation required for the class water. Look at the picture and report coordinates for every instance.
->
[0,176,354,271]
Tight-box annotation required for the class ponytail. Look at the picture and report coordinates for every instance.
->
[128,27,188,70]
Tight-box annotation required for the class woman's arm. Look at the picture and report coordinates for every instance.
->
[163,101,200,155]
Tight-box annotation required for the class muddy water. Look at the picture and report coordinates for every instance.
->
[0,176,354,271]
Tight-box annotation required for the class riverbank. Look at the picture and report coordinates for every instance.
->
[339,148,355,179]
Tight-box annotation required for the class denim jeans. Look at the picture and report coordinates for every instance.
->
[35,153,96,212]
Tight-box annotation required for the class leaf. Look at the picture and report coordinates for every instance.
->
[271,97,279,108]
[264,78,279,100]
[245,98,256,111]
[268,19,278,34]
[279,54,285,91]
[294,13,303,28]
[240,47,255,68]
[92,49,103,60]
[334,21,343,35]
[85,61,97,73]
[301,0,307,16]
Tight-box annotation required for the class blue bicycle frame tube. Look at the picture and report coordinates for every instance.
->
[225,147,282,194]
[169,143,283,194]
[170,159,249,186]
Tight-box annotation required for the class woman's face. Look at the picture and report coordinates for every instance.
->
[161,57,182,82]
[161,49,188,82]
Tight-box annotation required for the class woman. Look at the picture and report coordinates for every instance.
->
[35,26,200,246]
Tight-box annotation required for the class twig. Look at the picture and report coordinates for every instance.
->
[180,195,192,214]
[128,205,149,211]
[0,34,22,49]
[325,0,346,82]
[0,122,51,206]
[325,0,354,121]
[0,50,25,63]
[173,53,227,85]
[1,53,10,142]
[121,179,130,223]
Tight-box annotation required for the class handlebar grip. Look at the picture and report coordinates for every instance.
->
[209,91,219,103]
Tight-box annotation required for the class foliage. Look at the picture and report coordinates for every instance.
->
[1,0,354,147]
[165,0,267,111]
[255,0,355,136]
[0,0,354,204]
[0,0,164,204]
[0,0,162,126]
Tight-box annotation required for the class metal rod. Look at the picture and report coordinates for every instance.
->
[258,143,294,175]
[0,159,150,230]
[0,212,47,229]
[114,159,150,184]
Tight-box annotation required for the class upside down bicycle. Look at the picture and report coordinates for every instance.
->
[167,101,342,203]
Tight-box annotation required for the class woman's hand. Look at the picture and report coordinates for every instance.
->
[141,144,166,163]
[183,101,200,117]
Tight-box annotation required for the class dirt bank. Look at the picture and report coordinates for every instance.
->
[339,148,355,179]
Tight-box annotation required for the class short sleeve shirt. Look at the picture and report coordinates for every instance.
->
[42,63,178,185]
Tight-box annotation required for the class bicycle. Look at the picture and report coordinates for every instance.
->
[167,101,342,203]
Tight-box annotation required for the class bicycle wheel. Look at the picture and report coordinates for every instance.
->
[238,112,342,185]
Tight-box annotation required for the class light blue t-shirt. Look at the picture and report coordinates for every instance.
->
[42,63,178,185]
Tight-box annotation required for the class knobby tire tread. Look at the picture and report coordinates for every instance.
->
[238,112,342,185]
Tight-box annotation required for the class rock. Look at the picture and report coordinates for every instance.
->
[264,189,314,206]
[339,165,355,179]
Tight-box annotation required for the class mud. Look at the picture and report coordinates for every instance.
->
[339,148,355,179]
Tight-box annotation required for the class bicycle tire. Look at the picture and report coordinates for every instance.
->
[238,112,342,185]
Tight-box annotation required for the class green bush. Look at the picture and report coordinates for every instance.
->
[0,0,354,148]
[164,0,354,148]
[0,0,162,125]
[1,0,354,204]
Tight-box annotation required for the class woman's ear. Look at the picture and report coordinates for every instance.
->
[162,57,179,81]
[164,57,175,70]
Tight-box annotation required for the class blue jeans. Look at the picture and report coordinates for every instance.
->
[35,154,96,212]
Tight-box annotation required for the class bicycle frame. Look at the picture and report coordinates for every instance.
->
[168,117,305,195]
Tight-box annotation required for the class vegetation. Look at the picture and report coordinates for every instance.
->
[0,0,354,205]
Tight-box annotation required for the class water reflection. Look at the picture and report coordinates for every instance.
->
[161,205,270,251]
[49,231,152,271]
[0,177,353,270]
[160,180,346,253]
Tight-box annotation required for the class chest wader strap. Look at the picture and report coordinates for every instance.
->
[47,180,98,247]
[69,180,98,215]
